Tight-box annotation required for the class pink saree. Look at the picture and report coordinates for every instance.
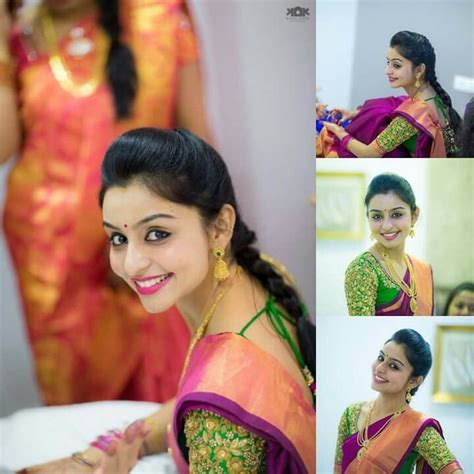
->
[168,333,316,473]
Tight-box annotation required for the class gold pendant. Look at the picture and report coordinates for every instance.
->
[357,446,367,462]
[410,297,417,314]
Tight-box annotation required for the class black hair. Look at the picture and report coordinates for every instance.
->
[443,282,474,315]
[459,99,474,158]
[364,173,417,214]
[390,31,461,155]
[98,0,137,119]
[99,128,315,377]
[385,329,432,400]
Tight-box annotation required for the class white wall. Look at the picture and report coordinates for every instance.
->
[0,1,315,415]
[315,159,429,316]
[317,317,474,474]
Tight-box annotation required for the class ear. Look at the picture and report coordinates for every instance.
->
[410,375,424,391]
[208,204,236,253]
[411,207,420,226]
[416,63,426,79]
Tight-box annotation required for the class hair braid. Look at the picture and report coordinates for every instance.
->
[232,219,315,376]
[98,0,137,119]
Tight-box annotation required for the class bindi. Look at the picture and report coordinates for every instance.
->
[123,224,128,228]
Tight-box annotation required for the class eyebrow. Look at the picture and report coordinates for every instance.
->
[387,57,403,62]
[103,213,175,230]
[380,350,405,366]
[369,206,406,213]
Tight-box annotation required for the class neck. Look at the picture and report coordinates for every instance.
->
[176,263,239,334]
[405,82,436,101]
[374,242,406,263]
[374,393,408,418]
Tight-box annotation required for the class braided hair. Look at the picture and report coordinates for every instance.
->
[385,329,432,400]
[459,99,474,157]
[98,0,137,119]
[99,128,315,377]
[390,31,462,154]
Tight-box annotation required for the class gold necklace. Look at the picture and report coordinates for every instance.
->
[180,267,243,380]
[41,7,109,97]
[376,244,417,313]
[356,401,406,462]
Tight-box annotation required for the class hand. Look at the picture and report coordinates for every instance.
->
[331,107,356,123]
[322,121,347,139]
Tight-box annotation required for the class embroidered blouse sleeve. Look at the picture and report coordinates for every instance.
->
[415,427,461,474]
[375,117,419,153]
[184,408,266,473]
[345,255,378,316]
[334,408,349,469]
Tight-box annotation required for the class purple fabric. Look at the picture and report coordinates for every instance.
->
[375,268,413,316]
[174,392,308,473]
[329,96,434,157]
[341,415,443,474]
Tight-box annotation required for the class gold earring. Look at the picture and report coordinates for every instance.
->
[213,247,229,282]
[415,76,421,88]
[409,226,415,238]
[405,388,413,403]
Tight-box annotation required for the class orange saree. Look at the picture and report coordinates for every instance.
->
[3,0,198,405]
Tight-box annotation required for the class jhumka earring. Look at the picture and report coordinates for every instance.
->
[415,75,421,89]
[213,247,230,282]
[405,388,413,403]
[409,226,415,238]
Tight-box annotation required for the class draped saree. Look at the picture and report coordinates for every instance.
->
[317,96,447,158]
[3,0,198,404]
[169,333,316,473]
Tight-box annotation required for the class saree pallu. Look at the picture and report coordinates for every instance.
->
[340,411,448,474]
[3,0,198,404]
[376,256,434,316]
[169,333,316,473]
[317,96,446,158]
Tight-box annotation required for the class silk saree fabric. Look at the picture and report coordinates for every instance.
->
[3,0,198,404]
[317,96,447,158]
[169,333,316,473]
[345,253,434,316]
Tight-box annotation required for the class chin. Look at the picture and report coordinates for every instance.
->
[139,297,174,315]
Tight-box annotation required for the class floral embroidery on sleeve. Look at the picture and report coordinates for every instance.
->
[415,427,458,473]
[184,409,266,473]
[375,117,419,153]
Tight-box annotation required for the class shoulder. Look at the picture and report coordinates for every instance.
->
[346,252,379,275]
[342,401,365,417]
[407,254,432,270]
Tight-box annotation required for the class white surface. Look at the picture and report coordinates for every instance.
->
[0,401,176,473]
[316,317,474,474]
[453,75,474,94]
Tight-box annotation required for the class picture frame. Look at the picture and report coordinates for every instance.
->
[316,172,366,240]
[432,325,474,404]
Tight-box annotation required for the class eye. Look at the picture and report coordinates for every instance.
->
[389,363,400,370]
[392,212,403,218]
[146,229,170,242]
[377,355,384,362]
[371,214,382,221]
[110,233,127,247]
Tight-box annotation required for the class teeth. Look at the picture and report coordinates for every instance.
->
[375,375,387,382]
[135,274,169,288]
[383,232,397,237]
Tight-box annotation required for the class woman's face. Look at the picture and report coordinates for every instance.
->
[385,47,418,89]
[447,290,474,316]
[371,341,418,396]
[367,192,418,250]
[102,181,212,314]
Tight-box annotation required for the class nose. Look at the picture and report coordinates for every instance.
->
[381,215,393,230]
[385,64,391,75]
[123,242,150,277]
[460,305,470,316]
[375,361,386,373]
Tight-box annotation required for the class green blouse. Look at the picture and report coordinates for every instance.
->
[335,403,458,473]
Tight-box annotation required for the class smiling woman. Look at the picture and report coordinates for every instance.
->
[334,329,463,473]
[344,173,434,316]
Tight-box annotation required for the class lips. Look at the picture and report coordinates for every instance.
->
[381,231,400,241]
[388,77,397,83]
[373,373,389,384]
[132,273,173,296]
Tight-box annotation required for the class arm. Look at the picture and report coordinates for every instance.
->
[344,256,378,316]
[141,397,175,454]
[323,116,418,158]
[0,6,21,164]
[184,409,266,472]
[415,427,463,474]
[334,409,349,473]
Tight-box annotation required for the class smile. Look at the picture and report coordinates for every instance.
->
[381,231,400,241]
[132,273,173,296]
[373,373,389,384]
[388,77,397,83]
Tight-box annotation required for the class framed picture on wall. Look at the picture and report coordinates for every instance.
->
[433,325,474,404]
[316,172,366,240]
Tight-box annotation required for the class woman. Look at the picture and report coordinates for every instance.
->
[316,31,461,158]
[443,282,474,316]
[334,329,463,473]
[345,173,433,316]
[1,0,210,404]
[458,98,474,157]
[21,128,316,473]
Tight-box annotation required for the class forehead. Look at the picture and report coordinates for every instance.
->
[387,47,408,62]
[382,341,411,367]
[102,181,198,223]
[368,191,409,210]
[452,290,474,303]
